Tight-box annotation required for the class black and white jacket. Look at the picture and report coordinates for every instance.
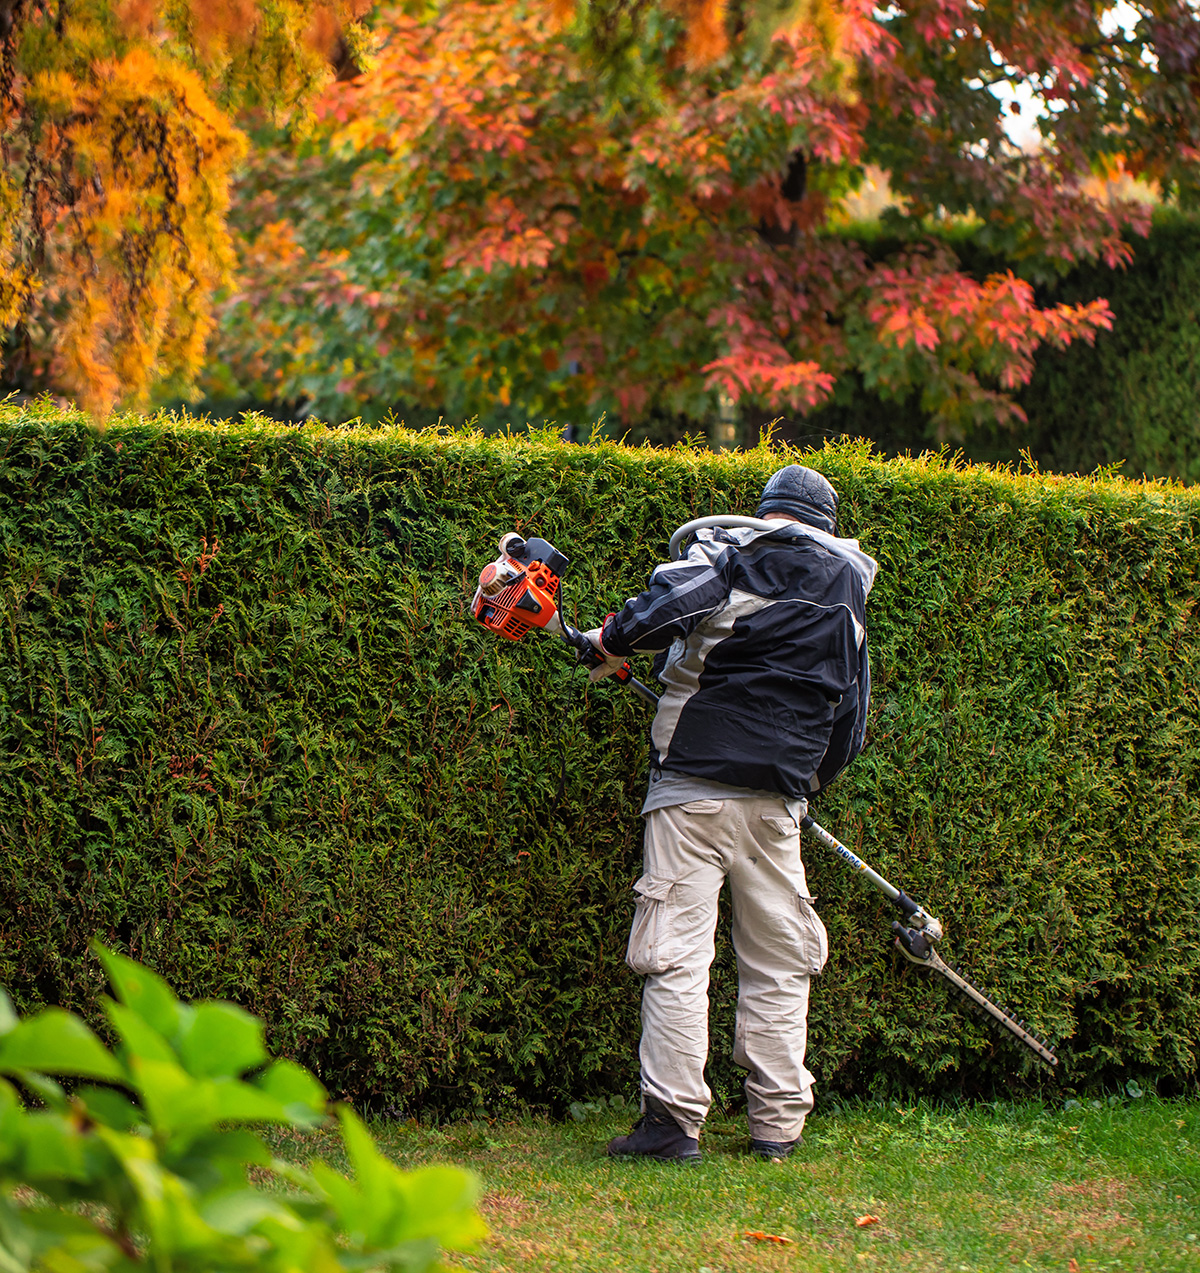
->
[601,522,877,799]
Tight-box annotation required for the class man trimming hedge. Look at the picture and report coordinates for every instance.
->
[586,465,877,1162]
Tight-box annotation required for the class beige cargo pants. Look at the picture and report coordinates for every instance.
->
[627,796,828,1142]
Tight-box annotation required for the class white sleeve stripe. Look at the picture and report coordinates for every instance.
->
[630,604,729,648]
[625,565,726,627]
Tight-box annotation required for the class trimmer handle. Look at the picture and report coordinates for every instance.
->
[600,657,638,687]
[562,622,635,683]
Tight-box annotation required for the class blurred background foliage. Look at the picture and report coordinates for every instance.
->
[800,210,1200,481]
[5,0,1200,475]
[197,205,1200,481]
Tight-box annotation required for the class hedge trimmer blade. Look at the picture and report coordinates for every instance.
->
[931,951,1059,1067]
[893,924,1059,1068]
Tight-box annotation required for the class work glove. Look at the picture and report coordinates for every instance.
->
[583,627,627,683]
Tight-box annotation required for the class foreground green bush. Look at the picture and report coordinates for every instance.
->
[0,405,1198,1110]
[0,943,484,1271]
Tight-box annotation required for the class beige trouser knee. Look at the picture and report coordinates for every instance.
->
[626,796,828,1141]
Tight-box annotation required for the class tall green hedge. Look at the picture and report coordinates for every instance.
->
[803,211,1200,481]
[2,405,1198,1113]
[1015,211,1200,481]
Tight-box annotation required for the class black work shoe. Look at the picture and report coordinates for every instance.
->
[750,1135,802,1160]
[607,1096,701,1162]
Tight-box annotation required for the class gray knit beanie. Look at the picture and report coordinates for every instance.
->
[756,465,839,535]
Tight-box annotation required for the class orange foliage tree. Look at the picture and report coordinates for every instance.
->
[206,0,1200,439]
[0,0,370,415]
[9,0,1200,430]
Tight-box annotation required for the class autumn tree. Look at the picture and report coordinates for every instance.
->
[206,0,1200,442]
[0,0,370,416]
[9,0,1200,430]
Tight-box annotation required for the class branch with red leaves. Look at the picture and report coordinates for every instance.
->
[205,0,1194,438]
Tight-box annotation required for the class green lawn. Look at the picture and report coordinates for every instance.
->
[268,1097,1200,1273]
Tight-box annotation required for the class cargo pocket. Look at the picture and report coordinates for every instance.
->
[680,799,724,815]
[796,894,829,975]
[626,875,676,975]
[760,813,797,837]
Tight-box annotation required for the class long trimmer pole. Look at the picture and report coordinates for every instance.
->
[624,677,659,707]
[797,814,943,938]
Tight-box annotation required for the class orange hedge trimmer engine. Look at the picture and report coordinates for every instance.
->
[471,532,643,689]
[471,533,572,642]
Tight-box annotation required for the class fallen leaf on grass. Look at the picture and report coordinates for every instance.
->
[743,1230,794,1244]
[1068,1261,1079,1272]
[855,1215,880,1228]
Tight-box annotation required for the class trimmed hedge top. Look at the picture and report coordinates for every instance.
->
[2,403,1198,1109]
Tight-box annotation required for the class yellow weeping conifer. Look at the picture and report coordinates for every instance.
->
[0,0,369,418]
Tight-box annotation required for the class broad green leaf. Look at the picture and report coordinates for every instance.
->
[177,1002,267,1079]
[0,1191,36,1273]
[103,1000,175,1066]
[21,1112,89,1182]
[337,1107,392,1221]
[341,1236,441,1271]
[129,1057,198,1135]
[0,1011,123,1082]
[404,1165,486,1249]
[254,1214,340,1273]
[122,1150,217,1254]
[95,1125,217,1254]
[171,1127,273,1179]
[0,991,16,1038]
[310,1159,367,1235]
[0,1080,21,1159]
[207,1079,290,1125]
[0,1202,121,1273]
[0,1196,34,1273]
[328,1108,485,1252]
[76,1085,143,1132]
[201,1187,300,1236]
[93,943,180,1039]
[133,1058,289,1139]
[0,1205,103,1240]
[254,1060,326,1122]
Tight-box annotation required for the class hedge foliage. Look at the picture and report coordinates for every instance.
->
[2,404,1198,1114]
